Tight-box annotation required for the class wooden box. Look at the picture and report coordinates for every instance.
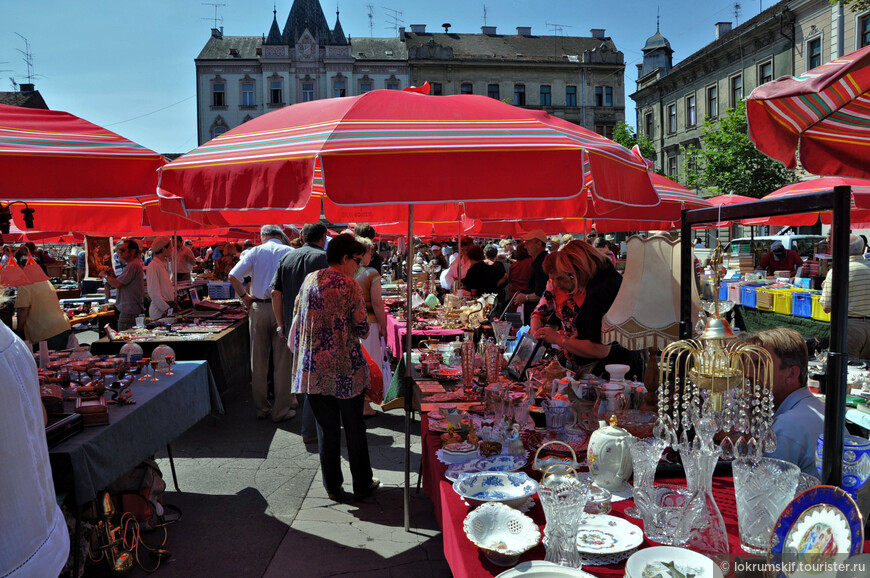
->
[75,396,109,427]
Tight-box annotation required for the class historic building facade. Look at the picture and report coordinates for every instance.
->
[195,0,625,144]
[631,0,870,185]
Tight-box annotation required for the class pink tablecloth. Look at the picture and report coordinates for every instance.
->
[385,313,464,359]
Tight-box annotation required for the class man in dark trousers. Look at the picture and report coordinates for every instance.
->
[514,229,548,325]
[272,222,328,444]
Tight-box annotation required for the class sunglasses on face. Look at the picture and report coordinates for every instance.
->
[350,256,362,264]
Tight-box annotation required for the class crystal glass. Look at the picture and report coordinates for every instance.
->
[165,355,175,376]
[541,399,571,432]
[538,467,589,568]
[626,437,667,518]
[491,319,512,347]
[151,344,176,373]
[634,484,704,546]
[733,457,800,555]
[678,444,729,559]
[815,434,870,500]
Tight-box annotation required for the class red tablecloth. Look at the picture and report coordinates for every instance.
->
[385,313,464,359]
[421,415,751,578]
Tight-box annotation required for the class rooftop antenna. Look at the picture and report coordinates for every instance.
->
[9,77,18,91]
[202,2,226,30]
[657,6,660,32]
[367,4,375,37]
[482,4,488,27]
[14,34,36,84]
[545,22,572,58]
[381,5,403,36]
[734,2,742,26]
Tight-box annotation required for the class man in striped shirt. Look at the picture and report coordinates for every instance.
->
[820,234,870,359]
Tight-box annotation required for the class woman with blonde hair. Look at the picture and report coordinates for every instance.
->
[531,240,642,378]
[354,236,389,416]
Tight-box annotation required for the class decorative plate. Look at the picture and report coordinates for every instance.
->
[768,485,864,578]
[625,546,720,578]
[475,454,528,473]
[463,502,541,567]
[495,560,597,578]
[427,411,444,420]
[575,515,643,554]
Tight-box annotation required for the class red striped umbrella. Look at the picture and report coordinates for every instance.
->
[746,44,870,180]
[0,103,165,200]
[741,177,870,227]
[157,90,658,219]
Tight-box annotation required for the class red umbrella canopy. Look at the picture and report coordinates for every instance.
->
[0,103,165,200]
[692,193,759,229]
[157,90,658,219]
[741,177,870,228]
[746,44,870,178]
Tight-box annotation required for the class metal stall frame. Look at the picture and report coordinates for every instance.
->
[680,185,850,487]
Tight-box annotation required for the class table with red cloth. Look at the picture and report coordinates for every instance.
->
[420,413,870,578]
[385,313,464,359]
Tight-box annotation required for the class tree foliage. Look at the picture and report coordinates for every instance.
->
[682,101,796,198]
[832,0,870,12]
[611,121,657,162]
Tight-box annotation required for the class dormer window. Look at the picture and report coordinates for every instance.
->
[229,48,239,57]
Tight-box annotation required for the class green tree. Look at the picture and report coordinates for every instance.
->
[611,121,657,161]
[832,0,870,12]
[682,101,796,198]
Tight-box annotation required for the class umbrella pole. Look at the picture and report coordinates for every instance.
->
[172,230,178,310]
[404,204,414,532]
[821,185,850,487]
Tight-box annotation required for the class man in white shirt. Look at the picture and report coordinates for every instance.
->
[230,225,296,422]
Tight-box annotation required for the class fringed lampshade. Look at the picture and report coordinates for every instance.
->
[601,233,700,350]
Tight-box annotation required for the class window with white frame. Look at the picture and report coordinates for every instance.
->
[731,74,743,105]
[808,37,822,69]
[240,80,255,107]
[667,155,678,178]
[686,94,696,127]
[707,84,718,118]
[270,79,283,104]
[667,103,677,133]
[861,14,870,48]
[302,82,314,102]
[759,61,773,85]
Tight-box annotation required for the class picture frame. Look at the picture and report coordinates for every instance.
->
[506,333,545,381]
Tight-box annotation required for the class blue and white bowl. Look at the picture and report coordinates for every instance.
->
[453,471,539,510]
[816,434,870,499]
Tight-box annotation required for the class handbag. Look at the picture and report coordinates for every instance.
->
[20,246,49,284]
[0,247,32,287]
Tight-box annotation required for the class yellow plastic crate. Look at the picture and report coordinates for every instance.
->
[756,288,775,311]
[773,291,793,315]
[811,294,831,322]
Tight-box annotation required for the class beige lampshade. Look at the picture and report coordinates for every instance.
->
[601,233,700,350]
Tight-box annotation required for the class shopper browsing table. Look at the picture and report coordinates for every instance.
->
[514,229,549,325]
[760,241,803,277]
[145,236,175,321]
[102,238,145,330]
[289,234,379,502]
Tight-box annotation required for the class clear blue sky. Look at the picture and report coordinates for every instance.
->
[3,1,776,154]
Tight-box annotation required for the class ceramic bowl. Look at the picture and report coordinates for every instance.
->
[463,502,541,566]
[453,471,539,510]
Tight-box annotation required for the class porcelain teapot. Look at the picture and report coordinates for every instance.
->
[587,415,634,492]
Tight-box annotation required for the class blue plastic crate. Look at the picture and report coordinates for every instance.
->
[794,278,813,289]
[742,285,759,308]
[792,291,820,318]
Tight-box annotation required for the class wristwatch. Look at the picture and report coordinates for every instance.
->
[276,325,285,335]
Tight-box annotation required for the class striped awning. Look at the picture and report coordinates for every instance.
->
[747,44,870,180]
[0,103,165,200]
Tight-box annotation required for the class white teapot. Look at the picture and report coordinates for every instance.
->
[587,415,634,492]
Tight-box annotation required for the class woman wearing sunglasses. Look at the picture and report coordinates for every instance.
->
[289,233,379,502]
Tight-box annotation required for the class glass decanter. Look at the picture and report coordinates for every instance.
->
[538,466,589,568]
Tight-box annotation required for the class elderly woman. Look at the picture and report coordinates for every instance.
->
[530,240,642,378]
[290,234,379,502]
[354,236,388,416]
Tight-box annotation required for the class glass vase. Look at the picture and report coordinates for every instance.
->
[678,444,730,561]
[626,437,667,518]
[538,467,589,568]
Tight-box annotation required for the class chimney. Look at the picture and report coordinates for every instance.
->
[211,27,223,39]
[398,26,405,40]
[410,24,426,34]
[481,26,497,35]
[590,28,605,39]
[516,26,531,36]
[636,63,643,77]
[715,22,732,39]
[19,83,35,92]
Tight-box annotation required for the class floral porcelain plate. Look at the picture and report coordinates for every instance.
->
[575,515,643,555]
[625,546,721,578]
[495,560,597,578]
[768,485,864,578]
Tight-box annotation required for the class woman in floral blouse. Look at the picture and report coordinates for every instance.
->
[290,234,379,502]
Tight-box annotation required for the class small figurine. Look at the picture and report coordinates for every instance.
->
[509,424,525,456]
[466,424,480,447]
[441,425,462,447]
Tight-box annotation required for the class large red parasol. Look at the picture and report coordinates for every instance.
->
[0,103,166,200]
[746,44,870,180]
[741,177,870,227]
[157,90,658,219]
